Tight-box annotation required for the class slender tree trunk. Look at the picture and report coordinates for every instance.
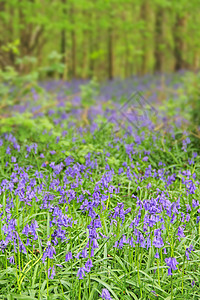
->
[71,30,76,77]
[173,15,187,71]
[0,0,6,69]
[19,1,33,73]
[89,36,94,78]
[193,51,199,71]
[140,0,150,75]
[61,28,66,64]
[60,0,68,79]
[107,18,114,80]
[154,6,164,72]
[82,10,89,79]
[124,35,130,78]
[61,27,67,79]
[70,4,76,78]
[89,8,94,78]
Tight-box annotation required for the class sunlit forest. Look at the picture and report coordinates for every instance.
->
[1,0,200,80]
[1,1,200,299]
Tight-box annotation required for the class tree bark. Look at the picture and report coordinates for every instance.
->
[60,0,68,79]
[70,4,76,77]
[154,6,165,72]
[0,1,6,69]
[140,0,150,75]
[173,15,187,71]
[107,19,114,80]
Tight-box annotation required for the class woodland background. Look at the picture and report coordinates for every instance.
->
[0,0,200,81]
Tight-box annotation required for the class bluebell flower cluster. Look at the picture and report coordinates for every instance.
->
[0,79,199,298]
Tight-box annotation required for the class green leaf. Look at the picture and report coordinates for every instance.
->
[90,276,120,300]
[9,295,37,300]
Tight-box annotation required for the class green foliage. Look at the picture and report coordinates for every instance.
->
[39,51,65,78]
[0,75,200,299]
[0,65,42,103]
[0,0,200,79]
[1,39,20,55]
[80,78,100,108]
[183,71,200,126]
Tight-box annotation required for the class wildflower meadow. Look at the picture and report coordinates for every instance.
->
[0,72,200,299]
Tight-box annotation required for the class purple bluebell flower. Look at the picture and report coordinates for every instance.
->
[11,157,16,163]
[75,252,81,259]
[185,244,194,260]
[177,226,185,241]
[192,199,199,208]
[163,248,167,254]
[165,257,179,276]
[82,248,88,258]
[186,204,191,212]
[48,265,56,279]
[84,259,93,273]
[50,150,56,155]
[8,255,15,264]
[153,229,164,248]
[147,183,151,189]
[101,288,112,299]
[77,267,86,279]
[65,251,73,262]
[42,241,56,263]
[143,156,148,162]
[191,280,195,287]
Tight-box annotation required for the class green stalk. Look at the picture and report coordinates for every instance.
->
[137,245,142,298]
[13,240,20,293]
[171,275,173,300]
[160,248,164,277]
[16,196,22,293]
[157,257,160,286]
[38,263,43,299]
[46,257,49,297]
[78,279,81,300]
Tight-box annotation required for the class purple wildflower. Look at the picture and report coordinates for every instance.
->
[48,265,56,279]
[101,288,112,300]
[77,267,86,279]
[165,257,179,276]
[185,244,194,260]
[65,251,73,262]
[8,255,15,264]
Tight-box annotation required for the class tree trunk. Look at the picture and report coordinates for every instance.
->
[0,1,6,69]
[193,51,199,71]
[107,22,114,80]
[154,6,164,72]
[70,4,76,78]
[19,0,43,73]
[173,15,187,71]
[89,9,94,78]
[60,0,68,79]
[140,0,150,75]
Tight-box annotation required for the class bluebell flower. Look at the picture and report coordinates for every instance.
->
[8,255,15,264]
[185,244,194,260]
[101,288,112,299]
[48,265,56,279]
[84,259,93,273]
[165,257,178,276]
[77,267,86,279]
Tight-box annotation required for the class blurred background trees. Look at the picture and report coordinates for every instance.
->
[0,0,200,80]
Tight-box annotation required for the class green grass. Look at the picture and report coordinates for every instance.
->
[0,77,200,299]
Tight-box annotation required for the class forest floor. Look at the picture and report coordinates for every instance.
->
[0,73,200,299]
